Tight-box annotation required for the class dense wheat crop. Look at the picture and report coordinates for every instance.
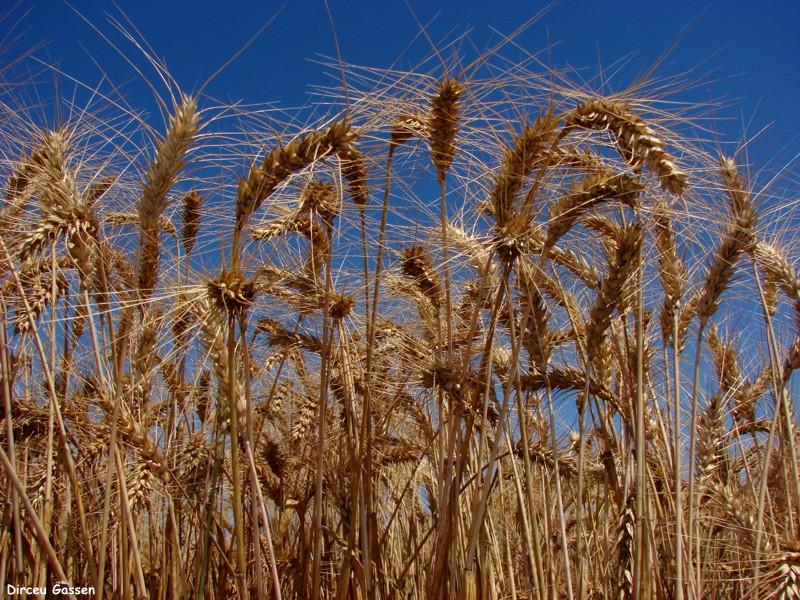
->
[1,11,800,600]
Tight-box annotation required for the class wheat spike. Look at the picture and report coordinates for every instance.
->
[755,241,800,324]
[390,112,428,146]
[546,171,642,247]
[428,79,462,179]
[136,95,199,298]
[565,98,688,194]
[181,190,202,257]
[653,200,687,342]
[586,222,643,359]
[338,145,369,205]
[236,119,357,230]
[489,110,559,226]
[400,245,443,309]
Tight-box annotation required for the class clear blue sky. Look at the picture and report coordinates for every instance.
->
[4,1,800,175]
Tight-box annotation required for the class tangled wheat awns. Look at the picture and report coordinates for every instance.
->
[1,33,800,600]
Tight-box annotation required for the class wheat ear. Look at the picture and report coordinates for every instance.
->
[428,79,462,180]
[489,110,559,226]
[236,119,357,232]
[565,98,688,194]
[136,96,198,298]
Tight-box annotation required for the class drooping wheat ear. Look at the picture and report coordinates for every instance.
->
[236,119,357,230]
[556,146,614,173]
[565,99,688,195]
[400,245,442,309]
[523,259,583,320]
[299,180,340,223]
[376,437,421,466]
[390,112,428,146]
[6,136,49,203]
[251,211,311,241]
[428,79,462,179]
[338,145,369,205]
[12,268,68,335]
[446,222,495,274]
[136,95,199,298]
[489,110,560,226]
[252,213,330,276]
[95,394,166,474]
[530,233,602,288]
[519,366,617,408]
[771,551,800,600]
[545,171,642,248]
[522,440,583,477]
[582,213,624,241]
[709,483,765,554]
[181,190,202,257]
[105,212,177,237]
[256,318,322,354]
[585,223,643,359]
[17,211,72,264]
[754,241,800,323]
[653,200,687,343]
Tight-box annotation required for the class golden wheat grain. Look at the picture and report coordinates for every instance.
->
[428,79,462,179]
[565,99,688,194]
[181,190,202,256]
[136,96,198,297]
[236,119,356,230]
[585,222,642,358]
[489,110,559,226]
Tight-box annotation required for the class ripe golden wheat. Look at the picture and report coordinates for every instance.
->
[1,19,799,600]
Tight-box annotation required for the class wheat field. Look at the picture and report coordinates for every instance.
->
[1,10,800,600]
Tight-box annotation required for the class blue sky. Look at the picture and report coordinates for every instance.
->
[5,1,800,164]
